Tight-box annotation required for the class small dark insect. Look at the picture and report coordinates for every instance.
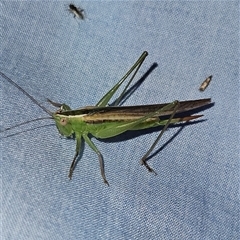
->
[68,4,85,20]
[199,75,212,91]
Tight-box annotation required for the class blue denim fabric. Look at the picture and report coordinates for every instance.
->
[1,1,239,239]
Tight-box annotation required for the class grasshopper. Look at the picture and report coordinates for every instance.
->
[0,51,211,185]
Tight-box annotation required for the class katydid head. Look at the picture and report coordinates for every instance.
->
[47,99,74,135]
[53,113,74,137]
[48,99,73,136]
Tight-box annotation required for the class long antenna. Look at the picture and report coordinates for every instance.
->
[0,71,52,116]
[0,117,53,132]
[1,123,55,138]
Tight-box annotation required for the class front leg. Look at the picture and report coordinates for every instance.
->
[83,133,109,186]
[68,136,82,179]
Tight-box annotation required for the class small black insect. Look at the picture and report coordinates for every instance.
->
[68,4,85,20]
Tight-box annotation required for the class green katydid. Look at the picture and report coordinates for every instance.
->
[0,51,211,185]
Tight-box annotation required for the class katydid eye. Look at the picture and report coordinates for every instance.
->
[60,118,68,126]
